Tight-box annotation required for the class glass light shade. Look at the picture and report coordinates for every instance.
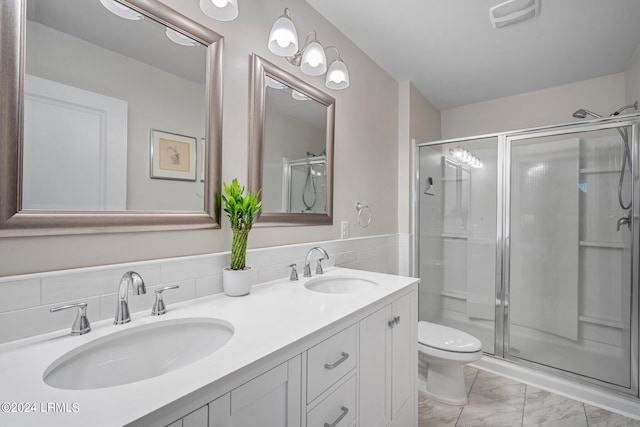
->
[326,59,350,89]
[268,16,298,56]
[199,0,238,22]
[291,90,310,101]
[300,41,327,76]
[165,28,197,47]
[99,0,143,20]
[265,76,286,90]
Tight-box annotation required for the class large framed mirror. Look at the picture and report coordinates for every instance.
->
[0,0,223,237]
[249,54,334,226]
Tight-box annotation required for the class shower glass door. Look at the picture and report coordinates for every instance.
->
[418,137,499,354]
[506,123,637,391]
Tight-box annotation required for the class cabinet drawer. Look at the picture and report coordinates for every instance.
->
[307,374,356,427]
[307,324,357,403]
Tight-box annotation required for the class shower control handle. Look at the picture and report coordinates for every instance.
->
[617,211,632,231]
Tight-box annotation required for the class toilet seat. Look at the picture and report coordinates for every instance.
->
[418,321,482,353]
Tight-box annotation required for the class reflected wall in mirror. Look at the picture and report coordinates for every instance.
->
[249,54,334,226]
[0,0,223,236]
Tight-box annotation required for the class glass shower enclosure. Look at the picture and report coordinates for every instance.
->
[415,115,639,395]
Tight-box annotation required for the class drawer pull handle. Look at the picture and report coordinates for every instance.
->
[324,406,349,427]
[388,316,400,328]
[324,352,349,370]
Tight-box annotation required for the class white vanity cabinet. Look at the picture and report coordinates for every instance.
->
[305,324,358,427]
[358,289,417,426]
[210,355,302,427]
[162,284,417,427]
[169,356,302,427]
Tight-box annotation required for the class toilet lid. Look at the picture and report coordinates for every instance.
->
[418,321,482,353]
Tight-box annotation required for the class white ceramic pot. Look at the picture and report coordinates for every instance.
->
[222,267,252,296]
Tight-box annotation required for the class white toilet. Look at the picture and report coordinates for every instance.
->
[417,321,483,405]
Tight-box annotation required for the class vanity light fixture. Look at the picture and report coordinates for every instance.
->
[99,0,144,20]
[268,8,299,56]
[199,0,239,22]
[268,8,350,90]
[325,47,350,90]
[299,32,326,76]
[291,90,310,101]
[265,76,287,90]
[165,28,198,47]
[450,147,483,168]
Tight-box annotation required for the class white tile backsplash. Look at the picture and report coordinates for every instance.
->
[0,296,102,343]
[0,234,404,343]
[0,278,40,312]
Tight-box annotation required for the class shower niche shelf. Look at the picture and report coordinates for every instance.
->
[579,240,625,249]
[441,233,468,240]
[579,168,622,174]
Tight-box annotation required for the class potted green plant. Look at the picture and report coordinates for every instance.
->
[221,179,261,296]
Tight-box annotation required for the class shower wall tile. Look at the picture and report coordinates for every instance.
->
[0,234,403,344]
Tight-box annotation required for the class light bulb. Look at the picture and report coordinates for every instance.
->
[212,0,228,6]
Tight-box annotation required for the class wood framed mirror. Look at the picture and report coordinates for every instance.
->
[249,54,334,226]
[0,0,223,237]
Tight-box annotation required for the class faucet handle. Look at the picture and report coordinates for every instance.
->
[50,302,91,335]
[151,285,180,316]
[315,259,324,275]
[288,264,298,281]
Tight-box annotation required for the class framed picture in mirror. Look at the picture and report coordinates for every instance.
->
[150,129,197,181]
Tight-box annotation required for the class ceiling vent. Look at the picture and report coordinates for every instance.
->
[489,0,540,29]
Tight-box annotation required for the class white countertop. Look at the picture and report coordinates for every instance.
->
[0,267,418,427]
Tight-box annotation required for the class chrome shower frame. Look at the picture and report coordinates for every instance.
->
[413,113,640,397]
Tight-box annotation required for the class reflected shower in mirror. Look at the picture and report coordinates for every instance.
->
[249,54,334,226]
[0,0,223,236]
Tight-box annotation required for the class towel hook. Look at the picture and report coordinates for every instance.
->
[424,176,435,196]
[356,202,372,228]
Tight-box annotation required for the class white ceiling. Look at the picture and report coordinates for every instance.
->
[28,0,206,84]
[305,0,640,110]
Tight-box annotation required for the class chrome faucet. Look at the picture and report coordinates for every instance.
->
[617,211,632,231]
[50,302,91,335]
[303,247,329,277]
[288,264,299,281]
[114,271,146,325]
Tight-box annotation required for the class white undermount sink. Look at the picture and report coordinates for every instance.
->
[304,275,378,294]
[43,318,234,390]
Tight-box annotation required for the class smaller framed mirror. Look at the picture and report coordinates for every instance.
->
[249,54,335,226]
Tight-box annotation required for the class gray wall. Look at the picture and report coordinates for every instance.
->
[1,0,400,276]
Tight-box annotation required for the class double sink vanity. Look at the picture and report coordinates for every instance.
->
[0,267,418,427]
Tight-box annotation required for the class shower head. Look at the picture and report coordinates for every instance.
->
[572,109,602,119]
[611,101,638,116]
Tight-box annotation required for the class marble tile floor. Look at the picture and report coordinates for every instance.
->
[419,367,640,427]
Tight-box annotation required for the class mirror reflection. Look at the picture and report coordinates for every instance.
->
[249,54,334,226]
[263,76,327,214]
[24,0,207,211]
